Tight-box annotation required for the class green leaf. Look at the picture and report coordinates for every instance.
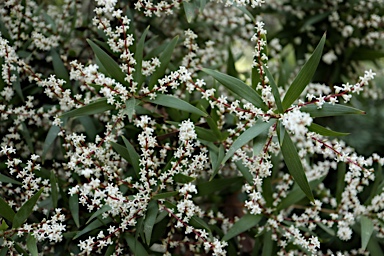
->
[0,219,9,231]
[222,214,262,241]
[262,230,273,256]
[87,39,126,85]
[134,26,150,90]
[42,124,60,162]
[263,65,283,113]
[235,161,254,185]
[350,48,384,61]
[301,103,365,117]
[78,116,98,140]
[125,234,149,256]
[308,123,349,136]
[86,204,112,224]
[282,33,326,110]
[51,49,69,84]
[227,47,238,78]
[13,188,43,228]
[210,144,225,180]
[61,98,114,118]
[148,94,207,117]
[27,234,38,256]
[202,68,268,111]
[277,175,325,211]
[0,173,22,185]
[0,197,15,222]
[335,162,346,204]
[174,173,195,183]
[195,126,217,142]
[69,194,80,228]
[190,216,211,233]
[124,97,136,121]
[144,200,159,245]
[20,122,34,153]
[277,125,314,202]
[197,177,243,197]
[148,36,179,89]
[222,119,275,165]
[73,217,112,240]
[361,216,374,251]
[318,222,335,236]
[122,136,140,177]
[183,1,196,23]
[152,191,178,200]
[50,171,58,209]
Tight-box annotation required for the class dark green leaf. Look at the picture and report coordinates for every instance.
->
[86,205,112,224]
[61,98,114,118]
[190,216,211,233]
[301,103,365,117]
[195,126,217,142]
[282,33,326,110]
[0,173,22,185]
[183,1,196,23]
[50,171,58,209]
[262,230,273,256]
[174,173,195,183]
[318,222,335,236]
[134,26,150,89]
[227,47,238,78]
[148,94,207,117]
[0,197,15,222]
[78,116,97,140]
[69,194,80,228]
[148,36,179,89]
[336,162,346,204]
[0,219,9,231]
[20,122,34,153]
[42,125,60,162]
[122,136,140,177]
[197,177,243,197]
[222,214,262,241]
[125,234,149,256]
[13,188,43,228]
[124,98,136,121]
[263,65,283,113]
[277,125,314,202]
[152,191,178,200]
[361,216,374,250]
[235,161,254,185]
[210,144,225,180]
[202,68,267,111]
[73,217,112,240]
[222,119,275,165]
[26,234,38,256]
[144,200,159,245]
[51,49,69,84]
[308,123,349,136]
[87,39,126,85]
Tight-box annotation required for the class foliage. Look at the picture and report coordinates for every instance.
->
[0,0,384,255]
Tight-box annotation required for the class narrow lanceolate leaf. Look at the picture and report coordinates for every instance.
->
[0,197,16,222]
[148,36,179,89]
[183,1,196,23]
[282,33,326,110]
[111,140,140,178]
[277,125,314,202]
[42,124,60,162]
[69,194,80,228]
[210,144,225,180]
[144,200,159,245]
[73,217,113,239]
[202,68,268,111]
[122,136,141,177]
[123,97,136,122]
[148,94,207,117]
[222,214,262,241]
[26,234,38,256]
[301,103,365,117]
[50,171,59,209]
[87,39,126,85]
[0,173,22,185]
[61,98,114,118]
[361,216,374,251]
[86,204,111,224]
[222,119,275,166]
[197,177,243,197]
[174,173,195,183]
[263,65,283,113]
[134,26,150,89]
[13,188,43,229]
[152,191,178,200]
[125,234,149,256]
[308,123,349,136]
[51,49,69,84]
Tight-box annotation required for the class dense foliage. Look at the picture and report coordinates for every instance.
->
[0,0,384,255]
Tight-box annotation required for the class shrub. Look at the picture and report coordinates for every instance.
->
[0,0,384,255]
